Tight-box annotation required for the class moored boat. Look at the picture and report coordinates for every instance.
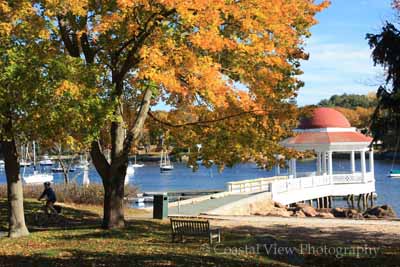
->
[389,169,400,178]
[160,150,174,172]
[39,155,53,166]
[23,171,53,184]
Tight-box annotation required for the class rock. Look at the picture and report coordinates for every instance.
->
[363,205,397,218]
[294,203,317,217]
[317,208,332,213]
[345,209,360,219]
[316,212,335,219]
[292,210,306,218]
[332,208,346,218]
[274,202,287,209]
[301,206,318,217]
[364,214,378,219]
[294,203,308,209]
[266,208,291,217]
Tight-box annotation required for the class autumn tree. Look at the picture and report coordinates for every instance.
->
[367,0,400,148]
[0,1,100,237]
[32,0,329,229]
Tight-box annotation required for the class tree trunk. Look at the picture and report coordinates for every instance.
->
[102,170,126,229]
[90,83,153,229]
[1,139,29,238]
[91,142,127,229]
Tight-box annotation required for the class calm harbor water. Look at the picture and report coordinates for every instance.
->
[0,158,399,214]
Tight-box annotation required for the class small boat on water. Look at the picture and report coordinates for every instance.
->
[19,160,32,167]
[76,154,90,169]
[160,150,174,172]
[39,155,53,166]
[131,156,144,168]
[0,160,4,169]
[52,165,64,173]
[23,171,53,184]
[388,170,400,178]
[52,163,76,173]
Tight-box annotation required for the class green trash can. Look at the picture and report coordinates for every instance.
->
[153,194,168,219]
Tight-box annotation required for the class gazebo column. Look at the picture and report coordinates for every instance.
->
[350,150,356,174]
[289,158,297,178]
[321,152,327,175]
[328,151,333,183]
[361,150,366,182]
[369,149,374,177]
[316,152,322,175]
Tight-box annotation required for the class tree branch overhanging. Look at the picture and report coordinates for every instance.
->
[147,109,268,128]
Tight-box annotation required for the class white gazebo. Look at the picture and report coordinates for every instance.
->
[225,108,375,207]
[281,107,374,182]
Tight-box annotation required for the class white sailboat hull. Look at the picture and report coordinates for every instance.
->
[131,164,144,168]
[160,150,173,172]
[20,161,32,167]
[389,173,400,178]
[23,173,53,184]
[160,165,174,171]
[39,160,53,166]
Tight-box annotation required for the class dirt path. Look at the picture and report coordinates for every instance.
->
[205,215,400,246]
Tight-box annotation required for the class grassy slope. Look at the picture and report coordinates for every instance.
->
[0,199,279,267]
[0,199,400,267]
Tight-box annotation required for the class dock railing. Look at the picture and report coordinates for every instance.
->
[227,172,374,194]
[226,176,288,193]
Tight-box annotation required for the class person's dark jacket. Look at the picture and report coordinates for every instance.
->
[39,187,57,202]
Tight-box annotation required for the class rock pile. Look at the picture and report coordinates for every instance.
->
[252,202,397,220]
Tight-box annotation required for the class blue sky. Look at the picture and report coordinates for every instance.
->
[298,0,395,106]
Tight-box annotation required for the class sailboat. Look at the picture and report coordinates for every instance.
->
[76,154,90,169]
[160,150,174,172]
[51,163,64,173]
[131,155,144,168]
[389,170,400,178]
[23,142,53,184]
[39,154,54,166]
[19,144,32,167]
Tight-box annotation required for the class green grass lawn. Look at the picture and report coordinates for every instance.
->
[0,199,400,267]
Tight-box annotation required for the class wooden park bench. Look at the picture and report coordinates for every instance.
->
[170,217,221,244]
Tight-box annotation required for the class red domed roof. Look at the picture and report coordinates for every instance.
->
[298,107,351,129]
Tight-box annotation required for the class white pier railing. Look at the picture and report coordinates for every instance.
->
[226,176,287,193]
[226,172,375,205]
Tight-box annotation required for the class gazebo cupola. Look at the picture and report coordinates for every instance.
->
[281,107,374,183]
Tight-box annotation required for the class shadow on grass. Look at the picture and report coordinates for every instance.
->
[0,250,269,267]
[0,199,101,232]
[227,223,400,267]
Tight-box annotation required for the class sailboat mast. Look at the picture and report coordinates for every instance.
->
[33,141,36,166]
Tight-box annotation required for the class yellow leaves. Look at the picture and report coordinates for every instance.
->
[55,80,81,99]
[44,0,88,17]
